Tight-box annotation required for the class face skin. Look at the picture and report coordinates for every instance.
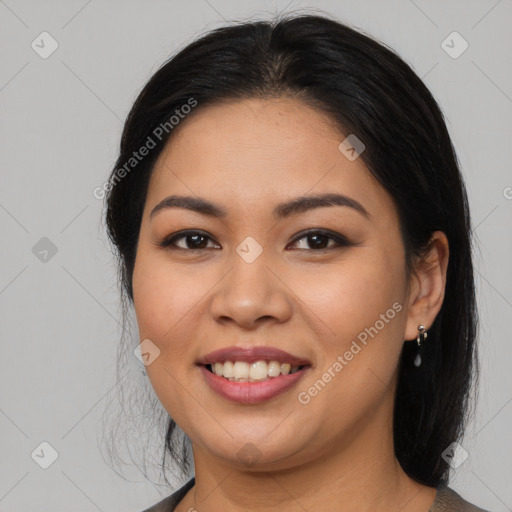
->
[132,97,449,512]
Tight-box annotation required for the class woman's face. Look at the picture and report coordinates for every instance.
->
[132,97,416,470]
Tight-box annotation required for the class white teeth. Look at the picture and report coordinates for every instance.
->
[222,360,234,378]
[267,360,281,377]
[249,360,268,381]
[233,361,249,379]
[214,362,223,376]
[208,360,304,381]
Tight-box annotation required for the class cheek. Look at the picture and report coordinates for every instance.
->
[132,251,203,425]
[293,247,407,390]
[298,253,405,340]
[132,249,197,360]
[290,259,406,438]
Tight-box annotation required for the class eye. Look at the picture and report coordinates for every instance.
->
[287,229,352,251]
[157,229,352,252]
[158,230,220,250]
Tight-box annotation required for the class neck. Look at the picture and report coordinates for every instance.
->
[181,384,436,511]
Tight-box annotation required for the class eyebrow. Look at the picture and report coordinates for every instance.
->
[149,193,370,220]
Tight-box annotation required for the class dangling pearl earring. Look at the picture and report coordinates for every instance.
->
[414,324,428,367]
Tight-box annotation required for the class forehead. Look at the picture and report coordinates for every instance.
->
[146,97,393,222]
[159,98,337,169]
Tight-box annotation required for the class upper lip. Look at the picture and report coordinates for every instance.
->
[196,346,311,366]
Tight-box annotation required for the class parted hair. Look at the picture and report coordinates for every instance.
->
[104,13,478,487]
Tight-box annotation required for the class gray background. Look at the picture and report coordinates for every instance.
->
[1,0,511,510]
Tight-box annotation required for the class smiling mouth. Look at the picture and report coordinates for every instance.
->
[203,360,309,383]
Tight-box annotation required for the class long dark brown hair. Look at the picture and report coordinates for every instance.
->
[103,13,478,487]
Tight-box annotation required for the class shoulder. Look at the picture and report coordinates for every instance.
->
[430,484,491,512]
[140,477,492,512]
[141,477,195,512]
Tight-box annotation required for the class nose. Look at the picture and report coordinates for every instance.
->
[210,251,293,330]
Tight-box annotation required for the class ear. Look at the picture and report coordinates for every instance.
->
[404,231,449,341]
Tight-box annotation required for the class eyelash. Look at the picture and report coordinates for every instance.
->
[157,229,352,252]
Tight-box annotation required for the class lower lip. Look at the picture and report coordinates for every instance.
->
[199,365,309,404]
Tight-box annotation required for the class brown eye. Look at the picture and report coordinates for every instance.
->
[158,229,352,252]
[288,229,352,251]
[159,230,219,250]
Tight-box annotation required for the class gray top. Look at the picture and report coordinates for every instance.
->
[141,477,491,511]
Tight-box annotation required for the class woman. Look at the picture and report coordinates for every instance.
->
[104,13,490,512]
